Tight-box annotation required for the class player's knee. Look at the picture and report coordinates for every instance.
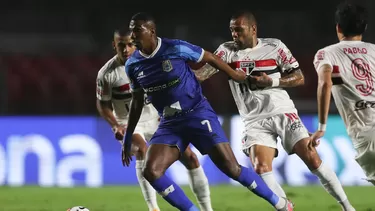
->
[131,135,148,160]
[142,165,164,182]
[294,138,322,170]
[181,150,200,169]
[254,162,272,174]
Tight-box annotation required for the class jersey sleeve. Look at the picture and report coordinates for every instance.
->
[313,49,333,72]
[276,41,299,73]
[177,40,205,63]
[213,44,229,62]
[96,72,112,101]
[125,62,142,92]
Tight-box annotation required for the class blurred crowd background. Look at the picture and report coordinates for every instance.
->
[1,0,374,116]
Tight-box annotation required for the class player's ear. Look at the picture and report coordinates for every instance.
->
[112,41,116,50]
[150,27,156,35]
[336,24,342,34]
[251,24,257,34]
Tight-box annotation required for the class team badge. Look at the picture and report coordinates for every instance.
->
[162,60,173,72]
[240,61,255,75]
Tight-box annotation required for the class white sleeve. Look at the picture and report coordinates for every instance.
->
[276,41,299,73]
[313,49,333,72]
[192,44,230,80]
[96,72,112,101]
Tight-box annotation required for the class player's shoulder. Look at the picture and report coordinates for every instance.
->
[218,41,236,51]
[160,37,180,45]
[125,51,142,68]
[315,43,342,56]
[259,38,284,49]
[362,41,375,49]
[97,55,120,79]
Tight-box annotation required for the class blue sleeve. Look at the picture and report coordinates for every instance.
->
[125,61,142,92]
[177,40,204,63]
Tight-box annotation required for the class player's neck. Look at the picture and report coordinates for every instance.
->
[240,38,258,50]
[341,35,362,42]
[116,55,124,64]
[141,37,158,55]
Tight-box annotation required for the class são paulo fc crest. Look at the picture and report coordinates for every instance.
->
[162,60,173,72]
[240,61,255,75]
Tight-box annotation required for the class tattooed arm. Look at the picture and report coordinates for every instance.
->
[192,63,219,82]
[249,68,305,88]
[278,68,305,87]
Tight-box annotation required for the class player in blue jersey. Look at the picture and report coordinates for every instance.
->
[123,12,293,211]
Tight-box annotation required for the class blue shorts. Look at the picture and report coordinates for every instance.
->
[149,104,228,155]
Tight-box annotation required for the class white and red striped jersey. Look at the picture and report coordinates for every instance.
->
[314,40,375,139]
[96,55,159,124]
[215,38,299,126]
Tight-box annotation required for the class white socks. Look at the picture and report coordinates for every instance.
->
[136,160,160,211]
[188,166,213,211]
[312,163,355,211]
[260,171,287,198]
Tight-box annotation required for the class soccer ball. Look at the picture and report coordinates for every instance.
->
[67,206,90,211]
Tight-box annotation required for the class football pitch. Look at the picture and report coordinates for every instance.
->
[0,185,374,211]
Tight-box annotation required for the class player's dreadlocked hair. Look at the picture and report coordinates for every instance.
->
[231,10,257,26]
[335,2,368,37]
[131,12,156,24]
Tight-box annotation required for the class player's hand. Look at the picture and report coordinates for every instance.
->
[248,72,272,88]
[232,70,247,83]
[121,140,132,167]
[310,130,324,147]
[113,125,126,141]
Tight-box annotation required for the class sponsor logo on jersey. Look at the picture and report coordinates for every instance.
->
[354,100,375,111]
[144,78,180,93]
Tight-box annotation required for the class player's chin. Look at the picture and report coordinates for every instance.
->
[133,42,142,49]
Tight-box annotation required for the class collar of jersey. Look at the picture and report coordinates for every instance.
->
[239,38,262,51]
[340,40,363,44]
[139,37,162,58]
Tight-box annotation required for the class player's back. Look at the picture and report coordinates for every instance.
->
[315,41,375,135]
[126,38,207,118]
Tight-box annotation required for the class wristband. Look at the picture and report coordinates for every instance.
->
[271,78,280,87]
[318,123,326,131]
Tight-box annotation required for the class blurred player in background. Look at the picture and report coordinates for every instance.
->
[123,12,294,211]
[96,29,213,211]
[312,2,375,186]
[194,10,355,211]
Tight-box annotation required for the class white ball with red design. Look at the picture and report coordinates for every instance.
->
[67,206,90,211]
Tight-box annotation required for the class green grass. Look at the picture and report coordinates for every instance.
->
[0,186,373,211]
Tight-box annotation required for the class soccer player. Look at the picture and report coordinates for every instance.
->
[312,2,375,186]
[123,12,294,211]
[194,11,355,211]
[96,29,213,211]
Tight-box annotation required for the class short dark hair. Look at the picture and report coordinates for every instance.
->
[335,2,368,37]
[114,28,131,37]
[231,10,257,25]
[131,12,155,24]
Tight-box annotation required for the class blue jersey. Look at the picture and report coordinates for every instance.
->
[125,37,205,117]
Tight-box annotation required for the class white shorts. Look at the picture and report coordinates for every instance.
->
[119,117,160,142]
[352,132,375,183]
[242,112,310,156]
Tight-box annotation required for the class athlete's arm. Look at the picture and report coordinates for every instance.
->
[125,90,145,139]
[96,100,120,129]
[201,51,246,83]
[96,73,121,130]
[191,63,219,83]
[278,69,305,87]
[316,64,333,125]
